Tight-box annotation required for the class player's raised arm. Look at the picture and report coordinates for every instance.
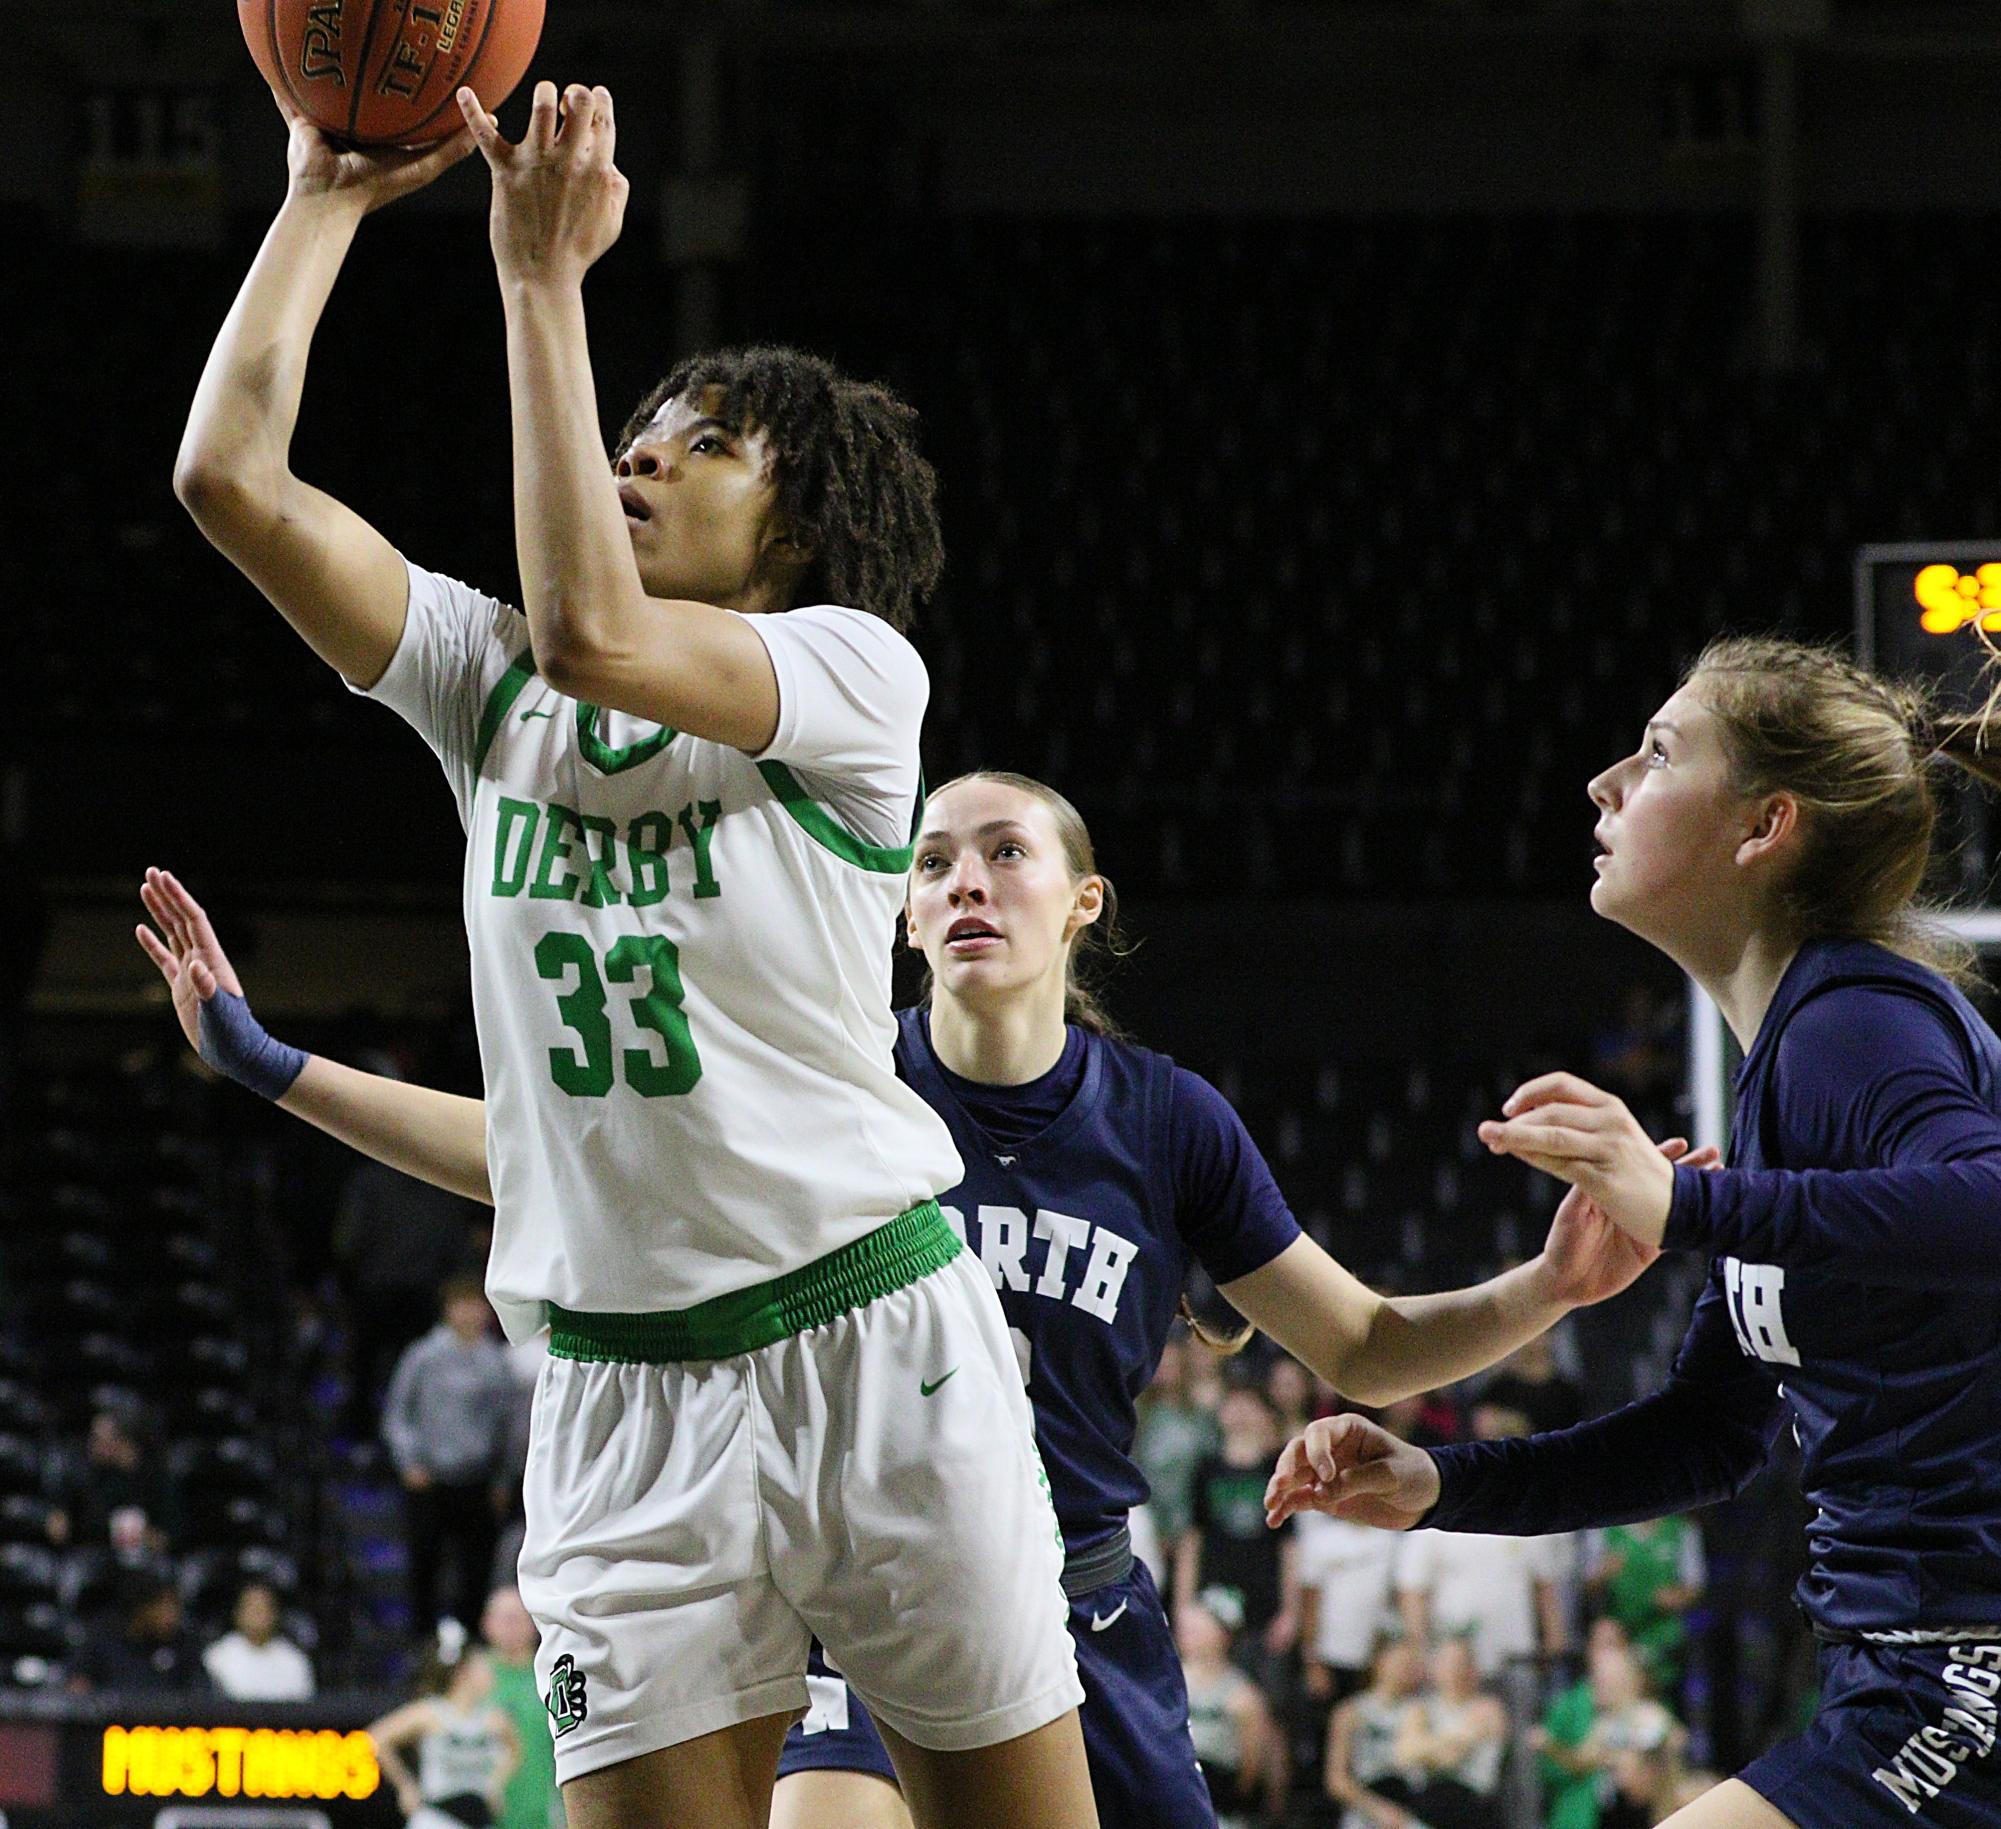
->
[458,82,785,749]
[135,869,491,1204]
[174,90,473,688]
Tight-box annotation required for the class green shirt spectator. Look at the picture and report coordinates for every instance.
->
[1134,1336,1222,1546]
[1538,1676,1600,1829]
[482,1588,562,1829]
[1584,1517,1706,1686]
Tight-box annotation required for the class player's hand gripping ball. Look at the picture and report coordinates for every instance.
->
[240,0,545,148]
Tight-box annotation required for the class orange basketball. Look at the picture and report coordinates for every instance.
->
[240,0,545,149]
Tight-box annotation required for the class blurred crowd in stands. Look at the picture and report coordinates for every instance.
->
[1137,1330,1737,1829]
[0,978,1817,1829]
[4,1266,1773,1829]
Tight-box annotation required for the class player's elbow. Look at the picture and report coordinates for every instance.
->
[533,621,617,700]
[1319,1324,1418,1408]
[1330,1363,1410,1409]
[173,451,277,539]
[171,452,235,521]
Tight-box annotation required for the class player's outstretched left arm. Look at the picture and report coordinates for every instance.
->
[458,82,782,750]
[1219,1137,1714,1407]
[135,869,492,1205]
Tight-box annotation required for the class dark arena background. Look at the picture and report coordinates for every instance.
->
[3,1,2001,1825]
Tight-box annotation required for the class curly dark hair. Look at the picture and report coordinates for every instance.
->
[616,346,944,633]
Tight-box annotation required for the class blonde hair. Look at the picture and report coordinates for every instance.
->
[917,771,1252,1354]
[1686,636,2001,978]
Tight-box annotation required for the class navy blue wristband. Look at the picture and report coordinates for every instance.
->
[196,989,310,1102]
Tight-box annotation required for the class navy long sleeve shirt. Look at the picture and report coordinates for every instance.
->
[1427,940,2001,1638]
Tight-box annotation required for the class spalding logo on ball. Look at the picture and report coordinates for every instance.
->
[239,0,546,148]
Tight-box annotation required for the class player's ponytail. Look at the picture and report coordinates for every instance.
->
[1688,635,2001,982]
[1176,1293,1255,1355]
[920,770,1140,1040]
[1926,648,2001,797]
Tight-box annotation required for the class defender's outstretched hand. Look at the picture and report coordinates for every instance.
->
[135,867,243,1055]
[1478,1072,1680,1250]
[1264,1413,1440,1531]
[271,85,475,214]
[135,871,308,1102]
[1536,1136,1720,1307]
[458,80,630,284]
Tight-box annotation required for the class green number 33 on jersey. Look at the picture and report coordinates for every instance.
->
[533,931,703,1098]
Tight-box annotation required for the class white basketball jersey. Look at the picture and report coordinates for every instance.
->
[357,561,963,1341]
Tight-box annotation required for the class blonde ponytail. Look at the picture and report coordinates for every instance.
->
[1177,1293,1256,1355]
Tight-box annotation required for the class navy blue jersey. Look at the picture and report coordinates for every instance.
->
[1428,940,2001,1638]
[897,1010,1301,1552]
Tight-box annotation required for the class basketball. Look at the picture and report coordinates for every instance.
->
[238,0,545,149]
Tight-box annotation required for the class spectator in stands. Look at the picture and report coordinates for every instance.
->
[1582,1514,1706,1692]
[1187,1329,1226,1414]
[480,1585,562,1829]
[1265,1354,1316,1442]
[50,1406,179,1554]
[383,1276,517,1638]
[369,1628,520,1829]
[1531,1631,1686,1829]
[1375,1385,1461,1451]
[1470,1333,1586,1439]
[1395,1522,1569,1682]
[1296,1509,1401,1706]
[1272,1352,1336,1792]
[1396,1460,1571,1818]
[1177,1594,1279,1829]
[1177,1383,1300,1667]
[335,1138,485,1446]
[202,1579,314,1701]
[72,1573,210,1695]
[1134,1333,1222,1560]
[1324,1631,1427,1829]
[1539,1616,1633,1829]
[1392,1636,1506,1829]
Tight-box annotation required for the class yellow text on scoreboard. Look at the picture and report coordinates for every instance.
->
[101,1723,380,1801]
[1915,563,2001,635]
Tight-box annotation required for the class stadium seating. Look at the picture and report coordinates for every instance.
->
[24,210,2001,895]
[0,1059,322,1687]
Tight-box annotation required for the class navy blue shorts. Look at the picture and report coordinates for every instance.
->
[1740,1640,2001,1828]
[777,1641,900,1784]
[776,1559,1216,1829]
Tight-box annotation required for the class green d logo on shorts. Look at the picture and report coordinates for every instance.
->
[545,1654,589,1738]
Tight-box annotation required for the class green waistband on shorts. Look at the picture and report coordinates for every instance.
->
[545,1200,960,1364]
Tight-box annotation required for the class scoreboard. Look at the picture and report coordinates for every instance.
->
[1855,540,2001,713]
[0,1701,401,1828]
[1856,540,2001,893]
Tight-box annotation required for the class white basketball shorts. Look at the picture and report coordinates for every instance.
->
[515,1204,1082,1785]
